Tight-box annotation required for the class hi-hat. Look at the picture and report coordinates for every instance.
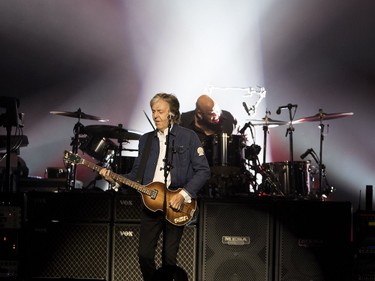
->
[50,108,109,122]
[294,112,354,123]
[83,125,142,140]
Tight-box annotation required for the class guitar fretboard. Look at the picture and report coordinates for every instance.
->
[81,158,154,196]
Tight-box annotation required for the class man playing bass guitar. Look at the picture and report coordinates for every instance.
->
[99,93,210,281]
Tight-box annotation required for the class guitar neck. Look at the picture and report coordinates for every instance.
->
[80,158,153,196]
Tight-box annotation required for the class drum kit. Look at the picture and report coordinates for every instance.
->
[202,107,354,200]
[50,106,354,200]
[50,108,141,190]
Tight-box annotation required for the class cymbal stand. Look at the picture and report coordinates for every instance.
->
[285,113,295,162]
[317,109,325,196]
[283,106,297,194]
[68,119,84,190]
[259,112,284,195]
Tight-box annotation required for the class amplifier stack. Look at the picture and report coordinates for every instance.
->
[0,193,23,279]
[0,191,353,281]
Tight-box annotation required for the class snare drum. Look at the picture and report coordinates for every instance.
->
[203,133,245,174]
[79,136,116,162]
[262,161,311,197]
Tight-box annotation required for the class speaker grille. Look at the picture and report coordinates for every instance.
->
[25,222,110,280]
[199,200,272,281]
[26,192,112,222]
[276,201,352,281]
[114,194,143,222]
[112,224,196,281]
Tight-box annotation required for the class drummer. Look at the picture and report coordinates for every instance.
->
[180,94,237,144]
[180,94,245,198]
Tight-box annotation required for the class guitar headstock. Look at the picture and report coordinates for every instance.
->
[63,150,83,165]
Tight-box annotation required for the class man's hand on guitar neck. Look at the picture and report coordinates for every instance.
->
[99,168,120,190]
[99,168,112,181]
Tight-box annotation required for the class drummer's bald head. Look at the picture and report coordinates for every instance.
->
[196,95,215,113]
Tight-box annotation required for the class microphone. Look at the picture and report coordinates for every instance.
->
[239,121,252,135]
[300,148,312,159]
[276,103,298,114]
[242,102,250,116]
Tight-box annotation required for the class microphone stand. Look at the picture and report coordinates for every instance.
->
[284,107,296,196]
[161,117,174,267]
[261,111,272,164]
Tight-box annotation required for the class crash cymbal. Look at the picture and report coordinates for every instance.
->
[50,108,109,122]
[294,112,354,123]
[249,118,288,126]
[83,125,142,140]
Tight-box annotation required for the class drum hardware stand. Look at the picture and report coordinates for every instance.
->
[277,103,298,195]
[68,119,85,190]
[240,121,261,193]
[256,164,284,196]
[245,110,284,195]
[0,97,22,192]
[300,147,333,199]
[316,109,334,197]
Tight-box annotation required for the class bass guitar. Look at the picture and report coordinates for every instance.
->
[63,150,196,226]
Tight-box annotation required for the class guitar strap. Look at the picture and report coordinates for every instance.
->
[135,132,153,183]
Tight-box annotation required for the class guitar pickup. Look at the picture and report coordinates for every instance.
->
[150,189,158,199]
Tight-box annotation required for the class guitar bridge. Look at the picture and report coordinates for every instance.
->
[150,189,158,199]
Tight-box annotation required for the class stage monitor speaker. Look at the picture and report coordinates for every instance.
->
[23,222,110,281]
[198,200,273,281]
[112,224,197,281]
[274,200,352,281]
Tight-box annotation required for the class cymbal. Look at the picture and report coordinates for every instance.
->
[50,108,109,122]
[249,118,288,126]
[294,112,354,123]
[83,125,142,140]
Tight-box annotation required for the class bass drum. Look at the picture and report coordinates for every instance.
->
[203,133,245,175]
[261,161,311,197]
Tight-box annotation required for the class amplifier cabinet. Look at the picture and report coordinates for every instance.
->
[23,221,110,280]
[198,199,273,281]
[274,200,352,281]
[198,199,352,281]
[25,191,112,222]
[112,224,197,281]
[114,193,143,223]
